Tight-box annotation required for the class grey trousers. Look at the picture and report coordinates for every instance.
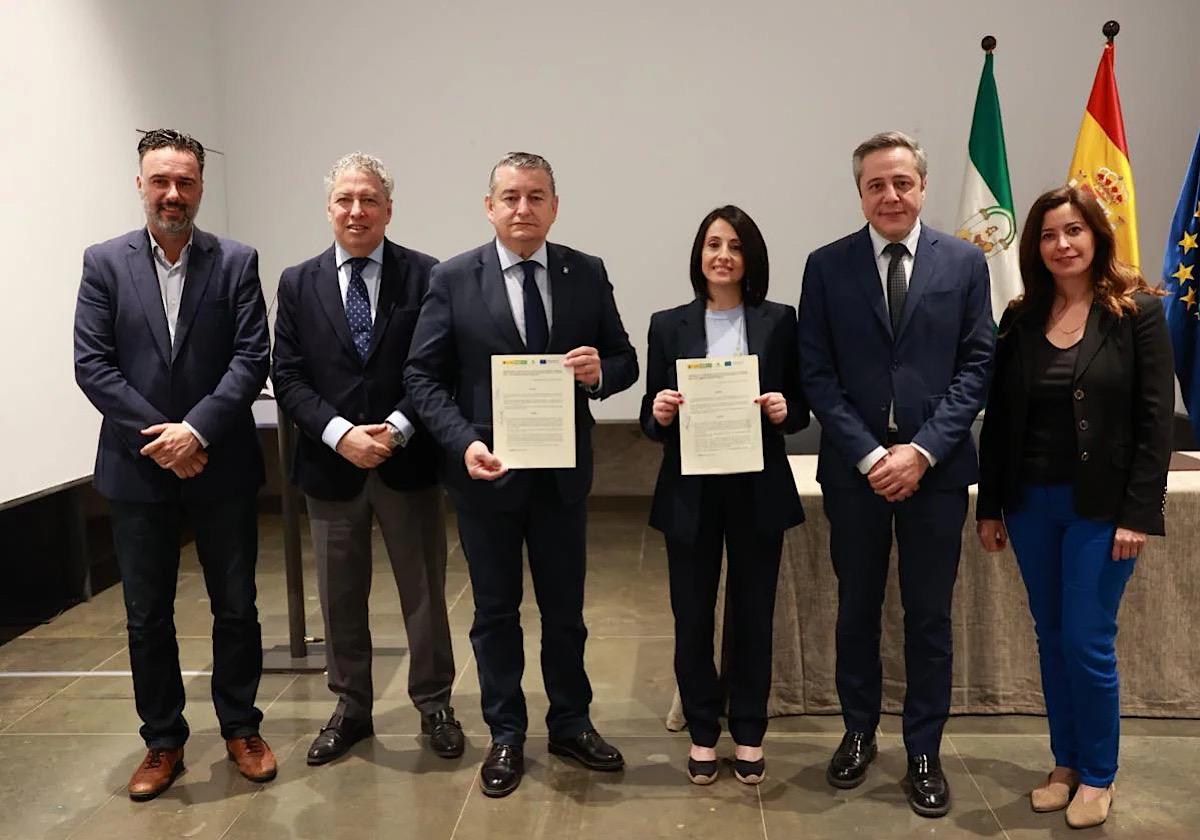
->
[306,474,454,719]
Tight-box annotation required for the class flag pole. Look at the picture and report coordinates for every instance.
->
[1103,20,1120,43]
[981,35,996,53]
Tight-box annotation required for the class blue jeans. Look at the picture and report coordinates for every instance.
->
[1004,483,1135,787]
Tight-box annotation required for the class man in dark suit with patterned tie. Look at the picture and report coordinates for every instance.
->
[798,131,994,817]
[74,128,276,801]
[272,153,462,766]
[405,152,638,797]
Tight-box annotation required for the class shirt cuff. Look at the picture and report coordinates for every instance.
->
[911,442,937,467]
[385,410,416,441]
[583,367,603,395]
[857,446,889,474]
[181,421,209,449]
[321,416,354,451]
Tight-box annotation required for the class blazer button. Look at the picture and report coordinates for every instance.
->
[1073,388,1085,401]
[1079,419,1089,431]
[1080,451,1090,462]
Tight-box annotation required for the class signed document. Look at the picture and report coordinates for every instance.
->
[491,355,576,469]
[677,355,763,475]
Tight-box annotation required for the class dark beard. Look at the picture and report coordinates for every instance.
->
[151,205,195,235]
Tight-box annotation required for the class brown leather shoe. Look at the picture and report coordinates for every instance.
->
[226,734,277,782]
[127,747,185,801]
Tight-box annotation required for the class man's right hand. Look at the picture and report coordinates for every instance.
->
[652,389,684,427]
[464,440,507,481]
[336,424,394,469]
[170,449,208,479]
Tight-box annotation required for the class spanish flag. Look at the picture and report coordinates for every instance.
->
[1068,40,1139,268]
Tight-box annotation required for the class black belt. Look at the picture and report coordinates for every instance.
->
[885,429,907,446]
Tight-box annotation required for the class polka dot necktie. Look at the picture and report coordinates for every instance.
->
[345,257,372,361]
[883,242,908,334]
[520,260,549,354]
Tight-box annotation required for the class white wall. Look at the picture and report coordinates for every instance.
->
[0,0,226,506]
[212,0,1200,420]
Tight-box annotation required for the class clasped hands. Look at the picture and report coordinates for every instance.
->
[140,423,205,479]
[336,424,399,469]
[652,389,788,427]
[867,444,928,503]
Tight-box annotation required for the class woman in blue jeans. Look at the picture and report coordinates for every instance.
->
[976,186,1173,829]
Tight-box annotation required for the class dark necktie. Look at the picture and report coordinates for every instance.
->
[345,257,372,360]
[520,260,549,353]
[884,242,908,334]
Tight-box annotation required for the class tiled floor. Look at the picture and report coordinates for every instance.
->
[2,508,1198,839]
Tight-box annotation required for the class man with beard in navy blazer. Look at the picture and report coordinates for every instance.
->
[798,131,993,817]
[74,129,275,801]
[272,152,461,766]
[405,152,638,797]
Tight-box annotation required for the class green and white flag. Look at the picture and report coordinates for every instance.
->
[955,51,1021,324]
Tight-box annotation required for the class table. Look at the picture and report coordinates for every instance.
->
[666,454,1200,728]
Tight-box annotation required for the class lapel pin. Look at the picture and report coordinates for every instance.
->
[562,266,569,274]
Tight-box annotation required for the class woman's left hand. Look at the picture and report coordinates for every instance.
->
[1112,527,1146,560]
[755,392,787,425]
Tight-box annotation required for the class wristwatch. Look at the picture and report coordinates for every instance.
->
[385,421,408,449]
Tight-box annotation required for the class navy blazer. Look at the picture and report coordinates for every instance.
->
[404,240,638,512]
[977,294,1173,534]
[798,224,994,489]
[271,239,441,501]
[640,298,809,542]
[74,227,269,502]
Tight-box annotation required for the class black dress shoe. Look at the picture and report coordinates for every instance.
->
[306,714,374,766]
[548,729,625,771]
[904,754,951,817]
[480,743,524,797]
[421,707,465,758]
[827,730,877,789]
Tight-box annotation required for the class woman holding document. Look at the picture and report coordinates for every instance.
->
[641,205,809,785]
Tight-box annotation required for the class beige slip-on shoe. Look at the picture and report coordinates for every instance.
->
[1031,769,1079,813]
[1065,783,1114,829]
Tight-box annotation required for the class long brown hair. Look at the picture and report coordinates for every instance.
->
[1013,185,1162,319]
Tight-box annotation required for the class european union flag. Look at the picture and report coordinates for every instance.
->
[1163,129,1200,441]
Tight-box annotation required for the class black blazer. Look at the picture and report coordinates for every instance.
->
[640,298,809,543]
[404,240,639,512]
[272,239,440,501]
[74,228,269,502]
[977,292,1174,534]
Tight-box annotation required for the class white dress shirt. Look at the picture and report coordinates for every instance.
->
[320,240,417,452]
[856,221,936,474]
[148,228,208,448]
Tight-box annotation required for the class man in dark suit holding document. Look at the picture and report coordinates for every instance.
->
[404,152,638,797]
